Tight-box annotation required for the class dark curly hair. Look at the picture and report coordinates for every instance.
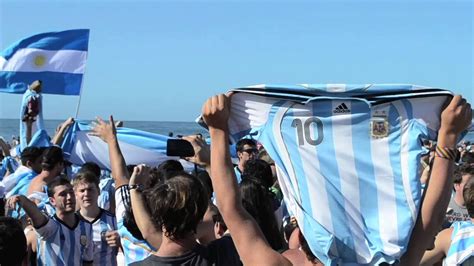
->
[20,146,44,166]
[453,164,474,184]
[242,159,274,189]
[144,172,208,240]
[47,177,72,197]
[41,146,64,171]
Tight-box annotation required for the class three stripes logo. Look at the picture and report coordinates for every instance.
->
[333,103,351,114]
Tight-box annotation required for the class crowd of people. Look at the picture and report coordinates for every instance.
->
[0,91,473,266]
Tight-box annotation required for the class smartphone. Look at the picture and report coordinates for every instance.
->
[166,139,195,157]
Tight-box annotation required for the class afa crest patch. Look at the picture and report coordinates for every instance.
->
[80,234,88,246]
[371,111,389,138]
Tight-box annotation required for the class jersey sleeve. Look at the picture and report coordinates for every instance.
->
[228,92,275,142]
[115,185,130,223]
[34,216,57,240]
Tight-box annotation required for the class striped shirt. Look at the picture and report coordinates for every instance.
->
[115,185,154,264]
[222,84,452,265]
[2,165,34,196]
[36,214,94,266]
[444,220,474,265]
[98,177,115,212]
[78,209,118,266]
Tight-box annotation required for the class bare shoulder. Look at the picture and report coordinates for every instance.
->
[438,227,454,253]
[282,249,306,265]
[27,178,46,196]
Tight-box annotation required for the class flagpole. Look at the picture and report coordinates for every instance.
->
[74,48,89,119]
[74,78,85,118]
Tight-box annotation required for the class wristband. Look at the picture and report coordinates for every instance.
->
[435,146,459,161]
[129,184,144,192]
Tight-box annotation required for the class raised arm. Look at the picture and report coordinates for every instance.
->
[91,116,129,188]
[51,117,75,145]
[6,195,47,228]
[203,94,291,266]
[401,95,472,264]
[0,137,11,157]
[25,119,33,146]
[129,164,162,249]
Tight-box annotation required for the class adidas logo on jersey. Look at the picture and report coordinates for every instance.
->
[333,103,351,113]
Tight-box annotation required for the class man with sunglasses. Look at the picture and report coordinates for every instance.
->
[234,139,258,183]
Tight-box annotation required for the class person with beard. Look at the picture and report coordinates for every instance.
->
[6,177,94,265]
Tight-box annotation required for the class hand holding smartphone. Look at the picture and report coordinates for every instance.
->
[166,139,195,157]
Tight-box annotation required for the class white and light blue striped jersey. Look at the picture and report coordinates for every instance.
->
[2,165,34,196]
[36,214,94,266]
[444,220,474,265]
[115,185,154,264]
[5,170,36,198]
[98,177,115,212]
[216,84,453,265]
[27,185,56,216]
[78,209,118,266]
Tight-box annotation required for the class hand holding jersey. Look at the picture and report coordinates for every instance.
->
[438,95,472,142]
[402,95,472,264]
[202,85,472,265]
[203,94,292,266]
[202,94,231,132]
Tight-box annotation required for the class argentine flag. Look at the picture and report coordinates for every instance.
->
[0,29,89,95]
[61,122,195,171]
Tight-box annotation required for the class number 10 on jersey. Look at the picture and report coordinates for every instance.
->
[291,117,324,146]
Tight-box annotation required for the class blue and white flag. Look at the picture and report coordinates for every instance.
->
[0,156,19,180]
[0,29,89,95]
[61,122,195,171]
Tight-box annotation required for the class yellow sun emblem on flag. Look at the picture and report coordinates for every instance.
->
[33,55,46,67]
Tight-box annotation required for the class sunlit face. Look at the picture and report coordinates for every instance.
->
[50,184,76,213]
[74,182,99,209]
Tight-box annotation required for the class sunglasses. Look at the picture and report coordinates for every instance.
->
[242,148,258,154]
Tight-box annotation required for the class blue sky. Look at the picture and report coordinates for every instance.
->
[0,0,472,121]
